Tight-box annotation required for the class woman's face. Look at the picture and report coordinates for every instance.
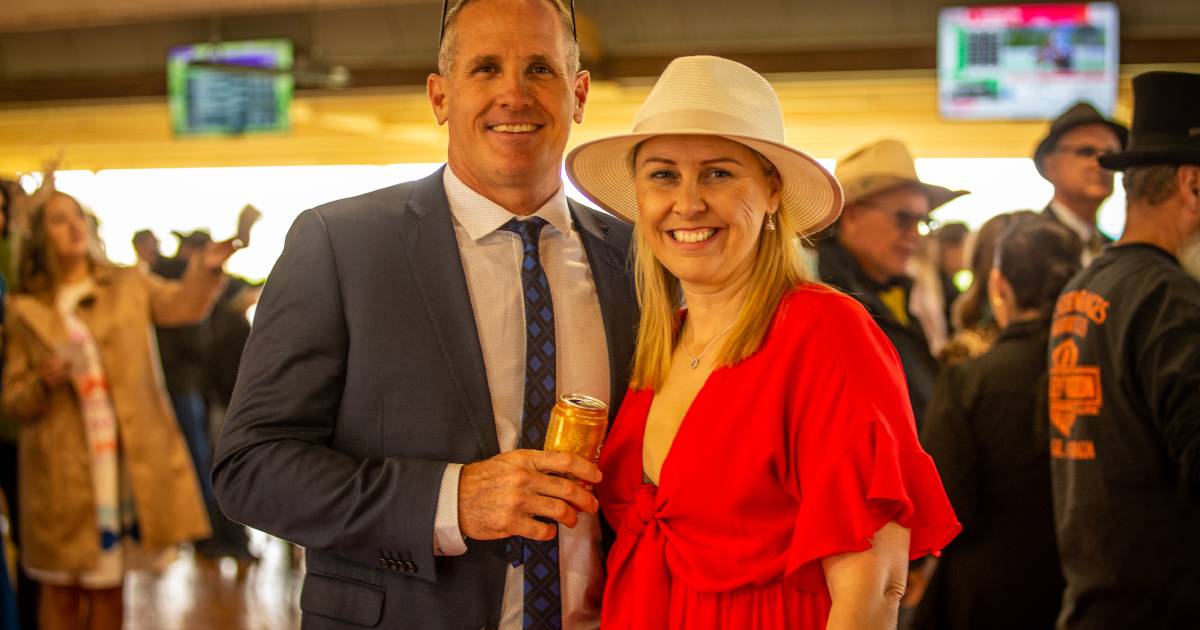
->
[634,135,780,294]
[43,193,90,262]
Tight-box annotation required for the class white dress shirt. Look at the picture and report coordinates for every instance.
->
[432,167,608,630]
[1048,200,1104,265]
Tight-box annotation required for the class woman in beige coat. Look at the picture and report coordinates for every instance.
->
[3,191,234,629]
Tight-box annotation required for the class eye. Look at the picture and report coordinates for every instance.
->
[706,168,733,179]
[471,63,498,75]
[646,169,677,181]
[530,64,555,75]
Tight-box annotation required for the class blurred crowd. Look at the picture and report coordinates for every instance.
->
[0,87,1197,630]
[0,171,261,629]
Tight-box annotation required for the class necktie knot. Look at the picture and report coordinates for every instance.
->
[501,217,550,255]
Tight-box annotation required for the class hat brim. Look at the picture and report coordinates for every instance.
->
[844,176,969,211]
[1098,147,1200,171]
[566,130,843,236]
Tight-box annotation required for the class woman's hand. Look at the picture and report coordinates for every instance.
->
[39,356,71,390]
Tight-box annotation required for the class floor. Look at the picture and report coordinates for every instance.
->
[124,535,302,630]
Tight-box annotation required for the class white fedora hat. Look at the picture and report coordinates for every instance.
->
[566,55,842,235]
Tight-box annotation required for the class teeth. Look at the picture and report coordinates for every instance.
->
[671,228,717,244]
[491,124,539,133]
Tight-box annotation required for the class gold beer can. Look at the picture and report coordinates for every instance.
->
[544,394,609,488]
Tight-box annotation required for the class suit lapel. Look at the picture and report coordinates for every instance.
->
[571,201,634,416]
[399,168,501,457]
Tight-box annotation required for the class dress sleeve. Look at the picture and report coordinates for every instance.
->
[782,292,961,593]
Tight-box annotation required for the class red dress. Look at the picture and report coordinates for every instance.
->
[597,286,960,629]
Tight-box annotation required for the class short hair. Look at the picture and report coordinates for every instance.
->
[935,222,969,247]
[437,0,579,77]
[1123,164,1179,206]
[994,217,1082,315]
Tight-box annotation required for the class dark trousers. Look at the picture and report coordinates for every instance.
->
[1,440,37,630]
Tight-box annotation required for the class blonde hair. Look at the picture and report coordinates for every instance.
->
[629,178,812,391]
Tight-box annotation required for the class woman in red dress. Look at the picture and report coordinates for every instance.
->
[566,56,960,629]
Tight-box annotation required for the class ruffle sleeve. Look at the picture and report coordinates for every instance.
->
[777,288,961,593]
[786,417,961,593]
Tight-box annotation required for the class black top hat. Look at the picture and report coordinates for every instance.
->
[1034,101,1128,178]
[1098,71,1200,171]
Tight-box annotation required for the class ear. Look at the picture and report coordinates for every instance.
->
[572,70,591,124]
[427,73,449,125]
[766,169,783,214]
[1179,164,1200,208]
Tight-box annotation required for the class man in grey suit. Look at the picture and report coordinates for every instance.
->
[212,1,637,628]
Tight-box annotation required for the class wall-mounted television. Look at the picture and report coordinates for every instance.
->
[168,39,294,136]
[938,3,1119,120]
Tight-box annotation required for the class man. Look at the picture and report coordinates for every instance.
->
[1034,101,1128,263]
[818,138,967,425]
[1048,71,1200,629]
[212,1,636,628]
[132,229,161,272]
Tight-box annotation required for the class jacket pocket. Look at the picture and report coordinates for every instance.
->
[300,571,385,627]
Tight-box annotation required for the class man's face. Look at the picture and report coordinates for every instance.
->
[427,0,588,199]
[838,185,932,282]
[1042,124,1122,205]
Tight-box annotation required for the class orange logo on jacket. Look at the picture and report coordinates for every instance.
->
[1049,290,1108,461]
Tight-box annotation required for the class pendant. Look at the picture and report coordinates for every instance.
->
[689,358,699,369]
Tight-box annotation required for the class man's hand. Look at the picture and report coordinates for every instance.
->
[458,450,602,542]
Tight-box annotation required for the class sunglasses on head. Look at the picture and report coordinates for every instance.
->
[439,0,578,46]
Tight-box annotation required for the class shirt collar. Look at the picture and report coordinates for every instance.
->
[443,166,573,242]
[1048,199,1095,242]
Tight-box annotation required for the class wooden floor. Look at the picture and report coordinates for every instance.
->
[124,536,302,630]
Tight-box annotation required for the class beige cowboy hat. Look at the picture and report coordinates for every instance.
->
[566,55,842,235]
[835,139,968,210]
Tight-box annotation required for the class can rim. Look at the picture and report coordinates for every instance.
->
[559,393,608,411]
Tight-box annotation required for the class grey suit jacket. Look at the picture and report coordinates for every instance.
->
[212,168,637,629]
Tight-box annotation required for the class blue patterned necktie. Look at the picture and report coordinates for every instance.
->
[500,217,562,630]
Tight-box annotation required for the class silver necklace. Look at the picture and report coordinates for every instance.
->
[682,322,736,369]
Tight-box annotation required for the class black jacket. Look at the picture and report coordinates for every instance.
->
[817,237,938,425]
[912,319,1064,630]
[1048,244,1200,629]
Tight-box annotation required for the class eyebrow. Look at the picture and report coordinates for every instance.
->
[462,53,561,70]
[638,157,745,167]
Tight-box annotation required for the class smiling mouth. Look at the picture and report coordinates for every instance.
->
[489,123,542,134]
[669,228,718,244]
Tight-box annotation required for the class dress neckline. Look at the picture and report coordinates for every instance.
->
[640,366,722,488]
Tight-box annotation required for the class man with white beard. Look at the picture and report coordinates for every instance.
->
[1047,71,1200,630]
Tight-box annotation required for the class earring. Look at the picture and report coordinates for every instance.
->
[765,213,776,232]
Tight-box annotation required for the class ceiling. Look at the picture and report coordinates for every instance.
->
[1,0,1197,172]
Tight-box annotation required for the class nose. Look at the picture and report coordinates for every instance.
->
[672,180,705,218]
[495,71,533,111]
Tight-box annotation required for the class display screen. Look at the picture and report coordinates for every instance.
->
[168,39,294,136]
[938,3,1119,120]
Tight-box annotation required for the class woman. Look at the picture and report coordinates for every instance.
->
[912,217,1080,630]
[3,191,233,629]
[939,211,1037,366]
[566,56,959,629]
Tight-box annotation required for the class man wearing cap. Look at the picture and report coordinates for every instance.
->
[1048,71,1200,629]
[818,139,967,425]
[1034,101,1128,264]
[212,1,636,628]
